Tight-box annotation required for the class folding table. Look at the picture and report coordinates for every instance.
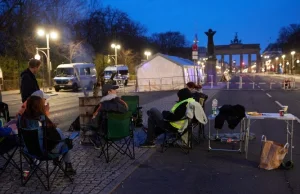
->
[245,113,298,161]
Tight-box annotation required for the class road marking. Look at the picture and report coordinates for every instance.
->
[261,89,264,91]
[275,101,283,107]
[266,93,272,98]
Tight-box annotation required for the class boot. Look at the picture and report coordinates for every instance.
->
[65,163,76,175]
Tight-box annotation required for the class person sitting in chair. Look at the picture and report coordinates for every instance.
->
[89,84,128,149]
[186,82,208,107]
[19,96,76,175]
[140,88,195,148]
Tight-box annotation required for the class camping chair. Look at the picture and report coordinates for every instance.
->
[0,134,20,176]
[18,116,74,191]
[98,111,135,163]
[121,95,143,127]
[161,118,193,154]
[192,93,208,144]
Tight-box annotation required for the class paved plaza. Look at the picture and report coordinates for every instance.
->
[0,89,218,193]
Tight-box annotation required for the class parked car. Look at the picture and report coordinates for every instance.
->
[53,63,97,92]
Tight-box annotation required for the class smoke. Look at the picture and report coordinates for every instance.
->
[59,26,95,63]
[73,42,95,63]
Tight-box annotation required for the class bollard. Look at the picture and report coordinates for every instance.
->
[227,81,229,90]
[209,75,213,89]
[252,82,255,89]
[239,76,243,89]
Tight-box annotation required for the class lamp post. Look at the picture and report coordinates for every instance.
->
[291,51,296,74]
[144,51,151,60]
[282,55,286,74]
[263,55,269,73]
[275,57,279,73]
[36,29,58,88]
[111,43,121,65]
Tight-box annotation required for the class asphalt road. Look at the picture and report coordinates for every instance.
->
[113,75,300,194]
[3,75,300,193]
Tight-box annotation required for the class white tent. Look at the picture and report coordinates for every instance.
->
[136,53,200,92]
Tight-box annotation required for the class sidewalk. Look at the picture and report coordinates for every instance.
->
[0,89,220,193]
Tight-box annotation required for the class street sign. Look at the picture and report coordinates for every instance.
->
[192,55,198,60]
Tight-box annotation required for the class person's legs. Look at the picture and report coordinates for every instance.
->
[52,128,76,175]
[140,108,164,147]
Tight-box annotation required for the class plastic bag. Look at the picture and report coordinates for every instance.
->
[259,135,289,170]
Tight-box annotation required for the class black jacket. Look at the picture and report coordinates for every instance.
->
[20,68,40,103]
[162,88,193,121]
[214,104,245,130]
[192,92,208,108]
[91,96,128,134]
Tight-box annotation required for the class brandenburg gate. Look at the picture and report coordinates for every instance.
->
[215,33,261,73]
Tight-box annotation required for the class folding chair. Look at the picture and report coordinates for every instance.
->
[161,118,193,154]
[121,95,143,127]
[192,93,208,144]
[0,134,20,176]
[18,116,73,191]
[98,111,135,163]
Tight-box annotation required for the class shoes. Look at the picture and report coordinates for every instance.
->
[89,136,102,150]
[140,141,155,148]
[65,163,76,175]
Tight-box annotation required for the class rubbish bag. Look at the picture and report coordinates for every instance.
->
[259,135,289,170]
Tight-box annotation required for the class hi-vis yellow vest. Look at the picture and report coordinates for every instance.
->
[169,98,195,129]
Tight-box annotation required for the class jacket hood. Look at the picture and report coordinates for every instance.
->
[177,88,192,101]
[100,94,117,102]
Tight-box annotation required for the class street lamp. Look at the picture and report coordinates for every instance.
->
[36,28,58,88]
[264,55,269,72]
[111,43,121,65]
[144,51,151,60]
[282,55,286,74]
[291,51,296,74]
[275,57,279,72]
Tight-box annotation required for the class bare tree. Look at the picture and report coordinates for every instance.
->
[277,24,300,52]
[150,31,186,54]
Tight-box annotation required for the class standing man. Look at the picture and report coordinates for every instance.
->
[20,59,41,103]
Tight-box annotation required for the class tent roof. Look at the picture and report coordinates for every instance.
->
[137,53,196,70]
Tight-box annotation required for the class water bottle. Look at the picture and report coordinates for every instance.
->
[212,99,218,115]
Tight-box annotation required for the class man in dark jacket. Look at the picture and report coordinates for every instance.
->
[140,88,194,148]
[89,84,128,149]
[20,59,41,103]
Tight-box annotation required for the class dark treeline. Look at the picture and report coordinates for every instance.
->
[0,0,190,83]
[0,0,299,83]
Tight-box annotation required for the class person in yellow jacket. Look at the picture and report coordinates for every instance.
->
[140,88,195,148]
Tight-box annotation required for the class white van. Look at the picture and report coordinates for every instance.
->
[53,63,97,92]
[104,65,129,86]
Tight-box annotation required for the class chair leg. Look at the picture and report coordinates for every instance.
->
[161,132,167,153]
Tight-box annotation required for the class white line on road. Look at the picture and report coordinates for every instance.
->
[266,93,272,98]
[275,101,283,107]
[261,89,264,91]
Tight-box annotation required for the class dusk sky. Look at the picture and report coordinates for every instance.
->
[102,0,300,53]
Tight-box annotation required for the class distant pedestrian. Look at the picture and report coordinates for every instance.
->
[20,59,41,103]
